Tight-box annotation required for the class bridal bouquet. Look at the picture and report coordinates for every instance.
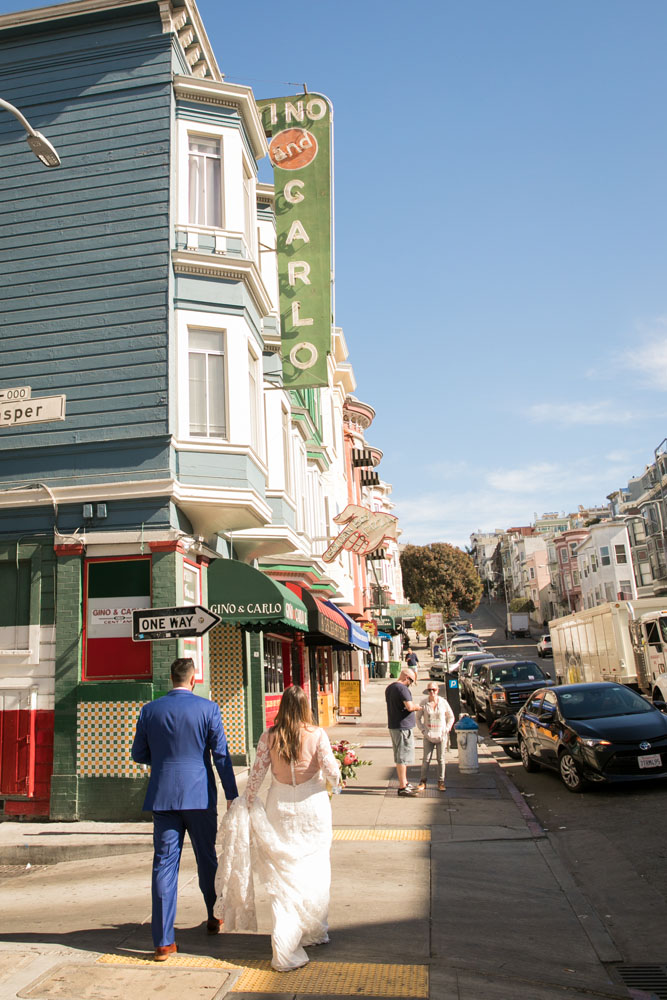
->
[330,740,372,786]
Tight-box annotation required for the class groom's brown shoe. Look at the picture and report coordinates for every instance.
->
[207,917,222,935]
[153,942,177,961]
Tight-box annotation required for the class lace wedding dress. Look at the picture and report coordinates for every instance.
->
[215,725,341,971]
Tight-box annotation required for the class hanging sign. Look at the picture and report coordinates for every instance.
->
[256,93,333,388]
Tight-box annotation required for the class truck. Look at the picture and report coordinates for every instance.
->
[505,612,531,638]
[549,599,667,704]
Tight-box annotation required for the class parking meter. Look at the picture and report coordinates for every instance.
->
[445,672,461,749]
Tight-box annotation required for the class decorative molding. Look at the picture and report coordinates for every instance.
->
[54,543,85,557]
[173,76,268,159]
[171,250,273,318]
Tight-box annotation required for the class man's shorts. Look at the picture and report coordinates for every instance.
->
[389,728,414,765]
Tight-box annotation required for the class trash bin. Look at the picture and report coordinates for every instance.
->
[454,714,480,773]
[389,660,401,678]
[375,661,388,678]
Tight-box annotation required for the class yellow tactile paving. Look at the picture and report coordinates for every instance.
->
[333,828,431,842]
[231,959,429,996]
[96,955,429,996]
[97,953,237,969]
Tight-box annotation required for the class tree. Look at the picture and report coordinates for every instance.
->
[509,597,535,613]
[400,543,483,620]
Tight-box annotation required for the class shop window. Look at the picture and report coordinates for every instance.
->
[84,557,151,680]
[264,638,284,694]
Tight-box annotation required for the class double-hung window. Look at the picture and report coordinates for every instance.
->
[189,330,226,438]
[248,348,261,453]
[189,136,222,228]
[600,546,611,566]
[614,544,628,564]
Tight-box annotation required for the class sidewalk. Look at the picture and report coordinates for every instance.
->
[0,658,631,1000]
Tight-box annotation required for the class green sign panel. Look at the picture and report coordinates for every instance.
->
[257,94,333,388]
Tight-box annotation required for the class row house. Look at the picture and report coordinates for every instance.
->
[0,0,401,819]
[469,531,503,597]
[610,445,667,597]
[575,521,636,609]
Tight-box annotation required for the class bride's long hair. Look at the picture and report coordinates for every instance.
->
[270,685,314,762]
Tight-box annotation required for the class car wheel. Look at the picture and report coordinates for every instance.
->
[503,744,521,761]
[559,752,585,792]
[519,737,539,772]
[484,704,494,726]
[537,650,542,657]
[475,699,485,722]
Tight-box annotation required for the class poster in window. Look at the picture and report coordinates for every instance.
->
[183,560,203,682]
[85,558,151,679]
[337,679,361,718]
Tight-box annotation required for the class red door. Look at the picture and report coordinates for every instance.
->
[0,693,36,796]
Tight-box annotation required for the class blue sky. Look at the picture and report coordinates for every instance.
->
[3,0,667,546]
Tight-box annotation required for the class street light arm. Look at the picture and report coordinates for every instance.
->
[0,96,61,167]
[0,97,36,134]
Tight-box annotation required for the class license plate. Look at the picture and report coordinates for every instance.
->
[638,754,662,769]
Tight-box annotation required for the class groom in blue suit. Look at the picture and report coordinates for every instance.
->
[131,657,238,960]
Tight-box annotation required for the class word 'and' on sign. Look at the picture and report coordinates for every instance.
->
[132,606,222,642]
[0,385,66,428]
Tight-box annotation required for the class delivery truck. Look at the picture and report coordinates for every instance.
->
[549,599,667,704]
[505,612,531,638]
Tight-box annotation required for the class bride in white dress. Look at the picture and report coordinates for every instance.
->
[215,685,341,971]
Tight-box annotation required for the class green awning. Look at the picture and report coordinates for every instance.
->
[208,559,308,632]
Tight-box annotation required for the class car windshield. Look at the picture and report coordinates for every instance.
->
[558,685,654,720]
[490,663,546,684]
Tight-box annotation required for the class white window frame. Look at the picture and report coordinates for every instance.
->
[187,133,224,229]
[187,327,228,440]
[248,344,262,457]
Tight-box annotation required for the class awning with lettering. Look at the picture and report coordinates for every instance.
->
[324,601,370,651]
[285,584,350,646]
[207,558,308,633]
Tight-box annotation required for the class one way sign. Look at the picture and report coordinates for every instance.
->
[132,605,222,641]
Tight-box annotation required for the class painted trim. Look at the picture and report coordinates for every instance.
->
[172,251,273,318]
[173,76,268,159]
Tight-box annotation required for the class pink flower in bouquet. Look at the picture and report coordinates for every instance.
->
[343,752,355,766]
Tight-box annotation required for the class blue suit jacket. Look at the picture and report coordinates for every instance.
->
[131,689,239,812]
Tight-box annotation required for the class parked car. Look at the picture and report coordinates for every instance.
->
[517,682,667,792]
[469,660,552,725]
[460,656,508,706]
[488,713,521,760]
[537,635,552,657]
[431,649,490,680]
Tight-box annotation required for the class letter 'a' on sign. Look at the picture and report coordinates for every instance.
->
[256,93,333,389]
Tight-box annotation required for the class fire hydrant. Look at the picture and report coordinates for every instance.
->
[454,714,480,773]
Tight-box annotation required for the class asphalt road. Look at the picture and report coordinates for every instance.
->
[467,601,667,961]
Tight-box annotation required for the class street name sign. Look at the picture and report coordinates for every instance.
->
[0,394,66,428]
[132,605,222,641]
[0,386,31,401]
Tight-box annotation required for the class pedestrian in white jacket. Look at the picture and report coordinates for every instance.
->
[416,683,455,792]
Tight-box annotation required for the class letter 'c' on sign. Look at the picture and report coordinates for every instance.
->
[290,342,318,370]
[284,179,305,204]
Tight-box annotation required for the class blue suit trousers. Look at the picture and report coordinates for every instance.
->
[151,809,218,947]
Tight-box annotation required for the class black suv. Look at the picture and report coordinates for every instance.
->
[469,660,552,725]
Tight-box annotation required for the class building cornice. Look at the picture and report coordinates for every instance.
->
[172,250,273,318]
[173,75,268,159]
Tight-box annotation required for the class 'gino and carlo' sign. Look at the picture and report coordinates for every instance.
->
[257,94,332,389]
[210,600,308,627]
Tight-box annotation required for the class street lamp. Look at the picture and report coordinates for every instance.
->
[0,97,60,167]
